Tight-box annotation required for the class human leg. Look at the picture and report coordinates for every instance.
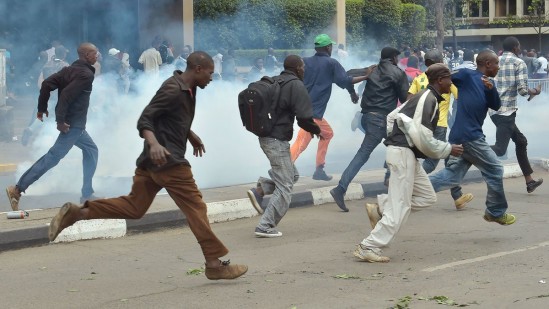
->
[357,146,416,261]
[336,113,386,192]
[462,138,511,220]
[290,128,313,162]
[490,114,513,157]
[313,118,334,180]
[256,138,296,236]
[16,129,84,193]
[48,168,162,241]
[74,130,98,199]
[507,119,543,191]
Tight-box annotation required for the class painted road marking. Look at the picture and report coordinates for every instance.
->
[422,241,549,272]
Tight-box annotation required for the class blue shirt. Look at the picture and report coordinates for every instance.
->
[449,69,501,144]
[303,52,353,119]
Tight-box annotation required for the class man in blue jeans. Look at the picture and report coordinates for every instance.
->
[330,47,409,212]
[6,43,100,211]
[429,50,516,225]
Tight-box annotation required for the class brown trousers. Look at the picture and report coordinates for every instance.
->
[84,165,229,259]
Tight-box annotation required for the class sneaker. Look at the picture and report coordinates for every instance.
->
[48,202,82,241]
[351,111,361,132]
[353,244,390,263]
[80,195,102,204]
[454,193,474,210]
[205,260,248,280]
[365,203,382,229]
[254,227,282,238]
[5,185,21,211]
[330,187,348,212]
[483,213,516,226]
[527,178,543,193]
[247,188,264,214]
[313,167,333,181]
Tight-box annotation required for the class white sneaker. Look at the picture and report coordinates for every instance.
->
[353,244,390,263]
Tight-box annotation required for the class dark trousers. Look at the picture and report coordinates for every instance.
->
[84,165,229,259]
[490,112,533,177]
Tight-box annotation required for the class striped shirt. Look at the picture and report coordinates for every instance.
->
[491,51,529,116]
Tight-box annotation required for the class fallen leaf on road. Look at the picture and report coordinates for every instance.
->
[333,274,360,279]
[186,267,205,275]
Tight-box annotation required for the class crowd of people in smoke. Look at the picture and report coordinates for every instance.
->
[1,29,546,279]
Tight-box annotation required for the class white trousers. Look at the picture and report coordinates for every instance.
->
[361,146,437,251]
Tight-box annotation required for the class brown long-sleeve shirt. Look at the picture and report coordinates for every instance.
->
[136,70,196,171]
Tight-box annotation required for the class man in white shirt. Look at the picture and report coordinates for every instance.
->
[534,53,548,79]
[138,39,162,75]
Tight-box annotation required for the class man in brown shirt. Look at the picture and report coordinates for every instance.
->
[48,51,248,281]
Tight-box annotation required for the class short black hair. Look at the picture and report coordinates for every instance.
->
[186,51,214,71]
[463,49,474,62]
[502,37,520,52]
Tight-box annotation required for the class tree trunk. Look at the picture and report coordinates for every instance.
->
[435,0,445,50]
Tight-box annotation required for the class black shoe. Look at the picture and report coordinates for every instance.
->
[313,168,333,181]
[329,187,348,212]
[527,178,543,193]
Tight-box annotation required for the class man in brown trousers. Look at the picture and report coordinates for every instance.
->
[48,51,248,281]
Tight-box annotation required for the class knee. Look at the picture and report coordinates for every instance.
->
[322,129,334,140]
[491,145,505,156]
[515,136,528,150]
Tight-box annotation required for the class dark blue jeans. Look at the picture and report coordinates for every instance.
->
[338,112,386,192]
[422,126,462,200]
[17,128,98,197]
[429,137,508,218]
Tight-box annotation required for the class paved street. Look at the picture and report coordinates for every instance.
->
[2,173,548,309]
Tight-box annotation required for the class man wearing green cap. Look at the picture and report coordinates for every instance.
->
[290,34,372,181]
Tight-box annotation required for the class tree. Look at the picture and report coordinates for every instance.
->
[527,0,549,52]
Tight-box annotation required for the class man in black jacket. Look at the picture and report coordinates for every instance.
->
[247,55,321,238]
[6,43,100,211]
[47,51,248,280]
[330,47,409,212]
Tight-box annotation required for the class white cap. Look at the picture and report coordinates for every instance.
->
[108,48,120,56]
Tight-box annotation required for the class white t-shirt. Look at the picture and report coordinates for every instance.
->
[138,47,162,75]
[537,56,548,74]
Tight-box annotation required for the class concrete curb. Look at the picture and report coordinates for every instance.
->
[0,162,528,250]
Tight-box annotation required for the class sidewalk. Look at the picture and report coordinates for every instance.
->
[3,159,544,251]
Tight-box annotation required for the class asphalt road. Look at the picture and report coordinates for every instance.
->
[1,173,548,309]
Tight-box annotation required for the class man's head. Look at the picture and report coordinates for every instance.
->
[463,49,474,62]
[254,57,264,69]
[54,45,67,60]
[283,54,305,80]
[426,63,452,94]
[338,43,345,50]
[476,50,499,77]
[424,49,444,67]
[407,55,419,69]
[185,51,214,89]
[181,46,191,59]
[268,47,274,55]
[380,47,400,65]
[314,34,335,56]
[77,43,98,65]
[502,36,521,57]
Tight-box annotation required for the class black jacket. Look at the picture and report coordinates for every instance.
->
[361,58,409,116]
[38,59,95,129]
[270,70,320,141]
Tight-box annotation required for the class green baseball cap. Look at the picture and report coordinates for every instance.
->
[314,34,335,48]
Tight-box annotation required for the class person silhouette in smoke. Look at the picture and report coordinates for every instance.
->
[6,43,100,211]
[47,51,248,281]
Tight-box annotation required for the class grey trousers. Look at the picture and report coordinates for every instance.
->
[256,137,299,231]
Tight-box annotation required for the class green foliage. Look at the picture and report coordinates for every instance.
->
[345,0,367,48]
[363,0,403,45]
[194,0,336,50]
[399,3,427,47]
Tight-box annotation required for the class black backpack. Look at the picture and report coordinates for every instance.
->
[238,75,297,137]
